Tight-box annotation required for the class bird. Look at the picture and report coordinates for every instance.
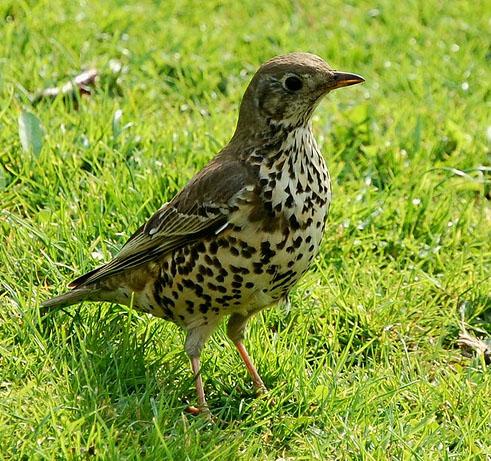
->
[42,52,364,415]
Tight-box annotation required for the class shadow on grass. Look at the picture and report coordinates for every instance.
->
[37,305,299,433]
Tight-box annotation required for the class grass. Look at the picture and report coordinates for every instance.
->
[1,0,490,459]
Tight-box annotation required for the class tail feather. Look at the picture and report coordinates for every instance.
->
[68,266,104,289]
[40,287,97,313]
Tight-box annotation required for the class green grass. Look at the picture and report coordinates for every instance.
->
[1,0,490,459]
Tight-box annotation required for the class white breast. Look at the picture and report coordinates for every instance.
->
[261,126,331,221]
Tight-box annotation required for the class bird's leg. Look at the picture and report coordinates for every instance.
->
[227,313,267,394]
[184,326,215,417]
[235,341,267,393]
[189,355,209,413]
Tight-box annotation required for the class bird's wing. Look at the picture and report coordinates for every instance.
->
[69,156,257,288]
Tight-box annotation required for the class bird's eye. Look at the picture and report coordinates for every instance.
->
[283,75,303,92]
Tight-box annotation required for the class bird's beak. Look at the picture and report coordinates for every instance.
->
[329,71,365,90]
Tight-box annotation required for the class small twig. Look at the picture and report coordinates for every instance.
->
[31,69,98,104]
[457,330,491,364]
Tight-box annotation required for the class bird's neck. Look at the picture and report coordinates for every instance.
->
[231,117,316,158]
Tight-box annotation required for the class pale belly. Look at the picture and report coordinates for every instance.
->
[123,199,328,330]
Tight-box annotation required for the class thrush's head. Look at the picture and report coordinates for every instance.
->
[236,52,364,132]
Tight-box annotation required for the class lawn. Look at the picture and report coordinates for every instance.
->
[1,0,490,459]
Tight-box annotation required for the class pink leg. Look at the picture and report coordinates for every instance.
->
[192,356,207,408]
[235,341,267,393]
[186,356,212,417]
[184,326,218,418]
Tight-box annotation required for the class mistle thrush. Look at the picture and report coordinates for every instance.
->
[42,52,364,413]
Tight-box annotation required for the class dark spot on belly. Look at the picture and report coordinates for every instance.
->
[271,270,297,291]
[195,242,206,253]
[230,265,248,274]
[163,306,174,319]
[183,279,196,289]
[209,241,218,254]
[253,263,263,274]
[276,238,287,250]
[217,238,229,248]
[211,257,222,269]
[260,241,275,264]
[242,248,254,258]
[186,300,194,314]
[273,269,294,283]
[160,295,175,308]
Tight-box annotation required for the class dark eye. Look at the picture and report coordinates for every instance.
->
[283,75,303,92]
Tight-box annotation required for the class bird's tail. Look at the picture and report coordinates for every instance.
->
[40,287,98,314]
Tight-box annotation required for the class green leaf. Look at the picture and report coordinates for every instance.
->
[18,110,44,157]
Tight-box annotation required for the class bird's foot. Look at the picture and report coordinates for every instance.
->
[254,382,268,396]
[185,405,215,422]
[253,383,276,407]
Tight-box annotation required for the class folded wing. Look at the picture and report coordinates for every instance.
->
[69,155,257,288]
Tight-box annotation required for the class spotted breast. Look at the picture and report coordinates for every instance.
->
[141,123,330,330]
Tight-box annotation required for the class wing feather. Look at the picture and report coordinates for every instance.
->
[69,155,258,288]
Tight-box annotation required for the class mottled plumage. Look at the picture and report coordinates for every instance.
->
[42,52,364,414]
